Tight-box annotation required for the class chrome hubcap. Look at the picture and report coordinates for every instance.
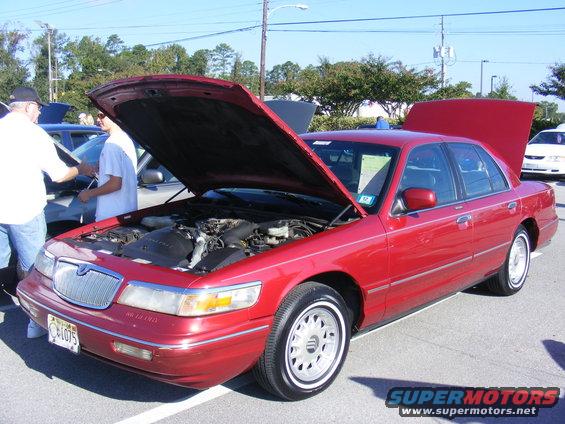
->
[508,235,529,288]
[286,305,341,385]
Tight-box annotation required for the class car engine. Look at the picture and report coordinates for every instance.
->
[75,208,322,274]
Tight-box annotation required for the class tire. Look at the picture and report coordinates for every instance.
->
[487,225,531,296]
[253,282,351,401]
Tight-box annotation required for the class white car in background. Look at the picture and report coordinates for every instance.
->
[521,124,565,179]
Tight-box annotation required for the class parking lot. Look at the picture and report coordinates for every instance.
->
[1,181,563,424]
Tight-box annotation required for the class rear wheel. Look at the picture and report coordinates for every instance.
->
[253,282,350,400]
[487,225,531,296]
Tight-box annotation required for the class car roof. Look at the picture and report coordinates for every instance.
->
[301,129,474,148]
[40,123,103,131]
[537,128,565,133]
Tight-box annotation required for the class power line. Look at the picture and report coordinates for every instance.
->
[0,0,81,16]
[142,6,565,48]
[2,0,124,20]
[269,6,565,26]
[144,24,261,47]
[269,29,565,35]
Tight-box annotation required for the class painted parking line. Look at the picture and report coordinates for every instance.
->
[114,374,254,424]
[531,251,543,259]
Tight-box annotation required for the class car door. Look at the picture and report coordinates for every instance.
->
[382,143,474,319]
[137,156,189,209]
[446,142,521,284]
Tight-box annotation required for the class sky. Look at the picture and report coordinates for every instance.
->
[1,0,564,111]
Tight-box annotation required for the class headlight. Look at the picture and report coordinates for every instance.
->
[547,155,565,162]
[34,248,55,278]
[117,281,262,316]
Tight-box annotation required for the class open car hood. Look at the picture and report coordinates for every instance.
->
[88,75,364,214]
[403,99,535,176]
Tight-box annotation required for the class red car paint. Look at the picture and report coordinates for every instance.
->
[17,76,558,392]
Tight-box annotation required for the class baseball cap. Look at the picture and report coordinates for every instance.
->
[9,87,48,106]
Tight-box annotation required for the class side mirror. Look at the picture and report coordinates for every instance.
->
[402,188,437,212]
[141,169,164,185]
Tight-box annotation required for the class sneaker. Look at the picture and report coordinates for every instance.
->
[27,319,47,339]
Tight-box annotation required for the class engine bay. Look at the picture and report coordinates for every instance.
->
[73,206,325,274]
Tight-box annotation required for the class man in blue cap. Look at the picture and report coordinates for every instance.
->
[0,87,94,338]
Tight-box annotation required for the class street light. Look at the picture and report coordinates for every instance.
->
[36,21,54,103]
[259,1,308,100]
[479,59,489,97]
[490,75,498,94]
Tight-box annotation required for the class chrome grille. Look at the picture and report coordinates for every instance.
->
[525,155,544,160]
[53,259,123,309]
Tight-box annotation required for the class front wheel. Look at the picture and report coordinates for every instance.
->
[253,282,350,400]
[487,225,531,296]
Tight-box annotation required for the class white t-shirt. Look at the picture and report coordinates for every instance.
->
[0,113,69,224]
[95,130,138,221]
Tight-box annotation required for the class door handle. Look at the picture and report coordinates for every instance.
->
[456,214,472,224]
[507,201,517,210]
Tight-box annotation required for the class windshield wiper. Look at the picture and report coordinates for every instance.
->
[264,190,323,207]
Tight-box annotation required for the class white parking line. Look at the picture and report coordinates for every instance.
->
[531,251,543,259]
[114,375,253,424]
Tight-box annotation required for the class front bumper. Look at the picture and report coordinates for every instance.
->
[17,270,271,388]
[522,159,565,176]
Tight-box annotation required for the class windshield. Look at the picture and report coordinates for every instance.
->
[529,131,565,145]
[305,139,398,213]
[72,134,145,163]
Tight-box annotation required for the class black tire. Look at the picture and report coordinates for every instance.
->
[253,282,351,401]
[486,225,531,296]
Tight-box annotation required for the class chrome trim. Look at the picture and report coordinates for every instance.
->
[507,201,517,209]
[391,256,473,287]
[17,290,269,350]
[52,257,123,310]
[474,242,511,258]
[368,285,389,294]
[124,280,262,295]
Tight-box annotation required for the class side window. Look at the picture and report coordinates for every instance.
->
[399,144,457,206]
[70,133,91,149]
[145,158,177,183]
[475,146,508,192]
[448,143,493,198]
[49,133,62,142]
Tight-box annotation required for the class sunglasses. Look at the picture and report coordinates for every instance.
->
[97,112,106,119]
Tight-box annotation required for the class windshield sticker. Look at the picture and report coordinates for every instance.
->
[356,194,376,206]
[312,141,332,145]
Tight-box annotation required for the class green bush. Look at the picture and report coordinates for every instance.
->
[308,115,376,132]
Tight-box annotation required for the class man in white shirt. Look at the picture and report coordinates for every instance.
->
[78,111,137,221]
[0,87,94,338]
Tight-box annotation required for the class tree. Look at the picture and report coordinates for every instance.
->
[187,49,210,76]
[427,81,473,100]
[486,77,517,100]
[231,54,259,93]
[360,55,439,118]
[267,61,301,97]
[210,43,235,78]
[530,63,565,100]
[0,26,30,101]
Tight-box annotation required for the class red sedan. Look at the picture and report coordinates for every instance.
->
[17,76,558,401]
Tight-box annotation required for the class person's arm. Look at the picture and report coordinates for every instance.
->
[78,176,122,203]
[55,161,95,183]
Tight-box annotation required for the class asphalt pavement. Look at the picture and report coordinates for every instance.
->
[1,181,564,424]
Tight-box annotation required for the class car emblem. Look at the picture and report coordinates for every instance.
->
[76,264,91,276]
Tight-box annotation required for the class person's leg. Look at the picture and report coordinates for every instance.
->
[9,213,48,338]
[0,223,11,269]
[10,213,47,277]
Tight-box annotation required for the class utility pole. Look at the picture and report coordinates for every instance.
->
[259,0,269,101]
[440,16,445,88]
[479,59,489,97]
[38,22,54,103]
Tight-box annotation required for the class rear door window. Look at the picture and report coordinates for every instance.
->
[448,143,494,198]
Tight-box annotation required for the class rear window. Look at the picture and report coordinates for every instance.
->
[306,139,398,213]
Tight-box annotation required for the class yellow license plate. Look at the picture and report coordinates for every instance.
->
[47,314,80,354]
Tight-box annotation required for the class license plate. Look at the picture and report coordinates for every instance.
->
[47,314,80,354]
